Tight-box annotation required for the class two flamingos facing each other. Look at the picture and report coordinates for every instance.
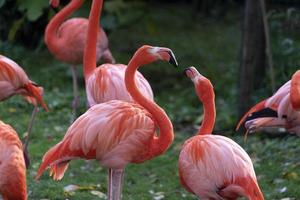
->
[0,120,27,200]
[236,70,300,137]
[0,55,48,167]
[36,45,178,200]
[178,67,264,200]
[83,0,153,107]
[45,0,115,120]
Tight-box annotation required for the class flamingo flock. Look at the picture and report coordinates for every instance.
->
[1,0,298,200]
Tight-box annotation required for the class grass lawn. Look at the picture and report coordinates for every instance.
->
[0,2,299,200]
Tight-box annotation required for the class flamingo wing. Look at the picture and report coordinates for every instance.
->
[36,100,155,180]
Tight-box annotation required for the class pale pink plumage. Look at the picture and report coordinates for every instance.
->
[86,64,153,107]
[0,120,27,200]
[179,67,264,200]
[237,71,300,136]
[83,0,153,107]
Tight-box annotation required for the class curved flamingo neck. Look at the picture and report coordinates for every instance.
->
[45,0,84,53]
[125,56,174,157]
[83,0,103,81]
[196,81,216,135]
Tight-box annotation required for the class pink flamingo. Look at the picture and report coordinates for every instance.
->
[0,120,27,200]
[178,67,264,200]
[36,45,178,199]
[236,70,300,136]
[45,0,115,119]
[83,0,153,107]
[0,55,48,167]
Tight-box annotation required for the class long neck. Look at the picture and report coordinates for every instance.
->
[125,58,174,157]
[197,84,216,135]
[83,0,103,80]
[45,0,84,53]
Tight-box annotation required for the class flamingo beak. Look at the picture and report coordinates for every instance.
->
[167,50,178,68]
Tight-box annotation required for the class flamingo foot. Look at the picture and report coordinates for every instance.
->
[108,168,124,200]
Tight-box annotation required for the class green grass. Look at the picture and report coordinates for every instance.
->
[0,3,300,199]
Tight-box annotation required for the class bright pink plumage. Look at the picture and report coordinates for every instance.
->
[237,70,300,136]
[36,100,156,180]
[36,45,177,199]
[178,67,264,200]
[0,120,27,200]
[45,0,114,65]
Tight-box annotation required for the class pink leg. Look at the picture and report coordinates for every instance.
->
[23,105,39,168]
[71,65,79,122]
[108,168,124,200]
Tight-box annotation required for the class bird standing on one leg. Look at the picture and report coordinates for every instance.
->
[83,0,153,107]
[236,70,300,136]
[0,120,27,200]
[36,45,178,200]
[178,67,264,200]
[45,0,115,120]
[0,55,48,167]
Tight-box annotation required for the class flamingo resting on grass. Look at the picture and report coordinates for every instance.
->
[83,0,153,107]
[45,0,115,120]
[178,67,264,200]
[0,120,27,200]
[236,70,300,136]
[0,55,48,167]
[36,45,178,200]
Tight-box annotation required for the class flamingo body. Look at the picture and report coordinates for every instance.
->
[179,135,261,199]
[46,18,113,65]
[0,55,47,110]
[0,121,27,200]
[237,70,300,136]
[179,67,264,200]
[36,100,160,180]
[86,64,153,106]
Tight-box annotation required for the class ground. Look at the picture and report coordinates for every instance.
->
[0,2,299,200]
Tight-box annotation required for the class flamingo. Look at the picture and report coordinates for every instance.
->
[83,0,153,107]
[45,0,115,120]
[0,55,48,167]
[36,45,178,199]
[236,70,300,136]
[178,67,264,200]
[0,120,27,200]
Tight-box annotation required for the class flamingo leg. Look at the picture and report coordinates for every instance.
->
[23,105,39,168]
[108,168,124,200]
[71,65,79,122]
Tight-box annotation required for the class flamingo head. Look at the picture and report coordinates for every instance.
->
[49,0,60,8]
[184,66,214,102]
[131,45,178,68]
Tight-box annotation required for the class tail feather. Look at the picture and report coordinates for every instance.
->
[236,100,267,131]
[24,83,48,111]
[290,70,300,111]
[36,142,65,180]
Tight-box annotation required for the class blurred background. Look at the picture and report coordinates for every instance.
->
[0,0,299,199]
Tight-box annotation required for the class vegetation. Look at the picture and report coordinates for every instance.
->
[0,1,299,200]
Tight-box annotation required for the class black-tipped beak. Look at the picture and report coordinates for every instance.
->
[168,51,178,68]
[183,68,190,76]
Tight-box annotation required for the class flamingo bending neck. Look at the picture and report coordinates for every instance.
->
[125,49,174,157]
[45,0,84,54]
[83,0,103,81]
